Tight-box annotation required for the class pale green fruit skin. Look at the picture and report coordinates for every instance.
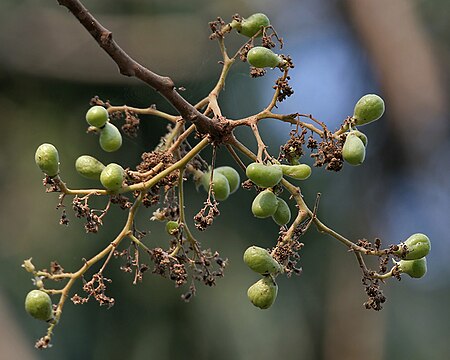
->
[25,290,53,321]
[396,233,431,260]
[35,143,60,177]
[252,190,278,218]
[75,155,105,180]
[100,163,124,191]
[201,171,230,201]
[348,130,368,147]
[86,106,109,128]
[243,246,282,275]
[236,13,270,37]
[216,166,240,194]
[246,162,283,188]
[353,94,385,126]
[272,198,291,226]
[342,134,366,166]
[247,276,278,309]
[99,122,122,152]
[166,221,179,235]
[280,164,311,180]
[399,257,427,278]
[247,47,283,68]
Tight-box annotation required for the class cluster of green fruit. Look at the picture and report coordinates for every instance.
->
[199,166,240,201]
[394,233,431,278]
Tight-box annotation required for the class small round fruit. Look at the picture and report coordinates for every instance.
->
[247,276,278,309]
[247,47,283,68]
[348,130,368,147]
[272,198,291,226]
[342,133,366,166]
[216,166,240,194]
[201,171,230,201]
[234,13,270,38]
[251,190,278,218]
[99,122,122,152]
[398,257,427,278]
[243,246,282,275]
[25,290,53,321]
[166,221,179,235]
[280,164,311,180]
[353,94,385,126]
[246,162,283,188]
[75,155,105,180]
[35,143,60,177]
[395,233,431,260]
[86,106,109,128]
[100,163,124,191]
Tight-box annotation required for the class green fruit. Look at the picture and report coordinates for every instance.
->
[342,133,366,166]
[86,106,109,128]
[234,13,270,37]
[35,143,60,177]
[247,47,283,68]
[25,290,53,321]
[100,163,124,191]
[216,166,240,194]
[395,233,431,260]
[251,190,278,218]
[272,198,291,226]
[247,276,278,309]
[353,94,385,126]
[348,130,368,147]
[243,246,281,275]
[99,122,122,152]
[166,221,179,235]
[398,257,427,278]
[246,162,283,188]
[279,164,311,180]
[201,171,230,201]
[75,155,105,180]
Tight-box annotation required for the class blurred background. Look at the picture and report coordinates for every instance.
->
[0,0,449,359]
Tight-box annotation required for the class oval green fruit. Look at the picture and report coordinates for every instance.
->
[247,46,283,68]
[35,143,60,177]
[75,155,105,180]
[99,122,122,152]
[247,276,278,309]
[342,133,366,166]
[246,162,283,188]
[396,233,431,260]
[215,166,240,194]
[25,290,53,321]
[100,163,124,191]
[353,94,385,126]
[86,106,109,128]
[166,221,179,235]
[279,164,311,180]
[348,130,368,147]
[243,246,282,275]
[201,171,230,201]
[272,198,291,226]
[398,257,427,278]
[235,13,270,38]
[252,189,278,218]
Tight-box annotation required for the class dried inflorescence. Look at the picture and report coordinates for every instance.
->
[310,131,345,171]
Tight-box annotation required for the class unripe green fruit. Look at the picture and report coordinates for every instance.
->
[243,246,282,275]
[246,162,283,188]
[247,276,278,309]
[342,133,366,166]
[86,106,109,128]
[353,94,385,126]
[234,13,270,38]
[75,155,105,180]
[25,290,53,321]
[166,221,179,235]
[215,166,240,194]
[398,257,427,278]
[396,233,431,260]
[348,130,368,147]
[99,122,122,152]
[279,164,311,180]
[272,198,291,226]
[252,190,278,218]
[100,163,124,191]
[201,171,230,201]
[247,47,283,68]
[35,143,60,177]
